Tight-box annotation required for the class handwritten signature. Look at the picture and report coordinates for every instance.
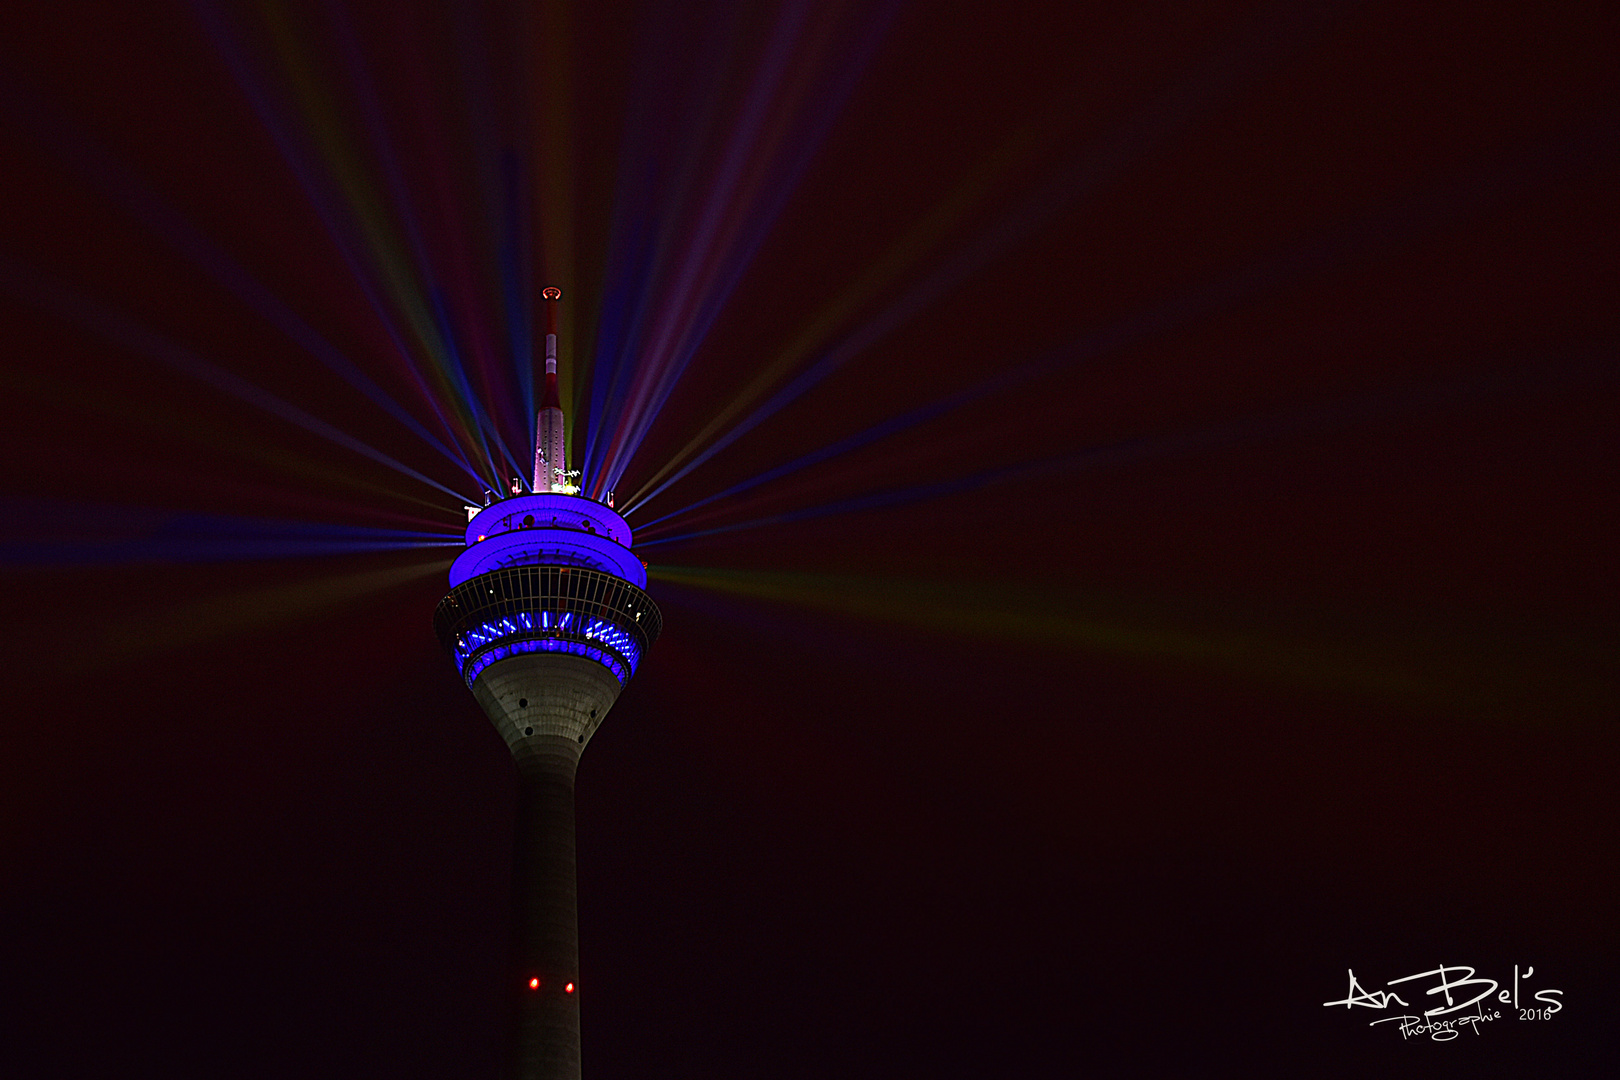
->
[1324,965,1562,1041]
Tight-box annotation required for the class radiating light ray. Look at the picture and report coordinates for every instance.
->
[623,0,1358,513]
[321,1,539,477]
[192,0,520,485]
[222,1,545,497]
[0,254,479,505]
[502,143,537,448]
[320,0,520,474]
[0,62,493,490]
[0,358,457,522]
[205,0,555,499]
[584,0,901,496]
[194,0,489,470]
[255,0,513,478]
[580,0,774,484]
[623,87,1053,513]
[58,555,453,672]
[634,435,1162,548]
[590,0,818,487]
[634,377,994,531]
[421,277,530,487]
[651,566,1434,701]
[0,498,459,566]
[578,6,770,484]
[637,113,1613,532]
[637,349,1618,547]
[623,275,947,516]
[400,41,525,453]
[631,215,1307,531]
[580,7,782,492]
[319,4,534,488]
[583,220,660,494]
[622,261,1342,535]
[454,98,540,464]
[649,566,1617,721]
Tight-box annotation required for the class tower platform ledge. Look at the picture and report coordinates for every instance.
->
[465,492,632,547]
[454,493,645,589]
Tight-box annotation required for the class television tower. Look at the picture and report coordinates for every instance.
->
[434,287,661,1080]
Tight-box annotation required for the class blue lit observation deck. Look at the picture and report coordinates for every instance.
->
[449,493,646,589]
[434,494,661,686]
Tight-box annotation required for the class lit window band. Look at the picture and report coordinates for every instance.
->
[453,610,641,685]
[434,565,661,688]
[464,637,629,686]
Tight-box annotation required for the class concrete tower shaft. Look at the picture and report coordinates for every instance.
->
[477,654,620,1080]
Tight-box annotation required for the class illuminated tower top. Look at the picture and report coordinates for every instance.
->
[444,285,652,684]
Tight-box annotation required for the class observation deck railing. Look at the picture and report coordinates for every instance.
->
[435,565,662,686]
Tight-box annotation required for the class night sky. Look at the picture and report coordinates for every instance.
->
[2,2,1616,1077]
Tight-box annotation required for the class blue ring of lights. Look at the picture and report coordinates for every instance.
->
[454,610,639,683]
[465,638,628,686]
[434,566,661,688]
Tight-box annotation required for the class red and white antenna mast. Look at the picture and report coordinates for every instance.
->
[533,287,574,493]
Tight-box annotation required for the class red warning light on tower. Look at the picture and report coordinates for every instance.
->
[564,982,575,994]
[528,977,540,991]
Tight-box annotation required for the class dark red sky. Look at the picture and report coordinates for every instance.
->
[1,2,1615,1077]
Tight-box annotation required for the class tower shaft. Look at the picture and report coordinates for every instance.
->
[513,751,580,1079]
[469,648,627,1080]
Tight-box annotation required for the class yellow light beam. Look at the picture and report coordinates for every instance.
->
[624,117,1051,507]
[64,556,451,672]
[650,565,1616,723]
